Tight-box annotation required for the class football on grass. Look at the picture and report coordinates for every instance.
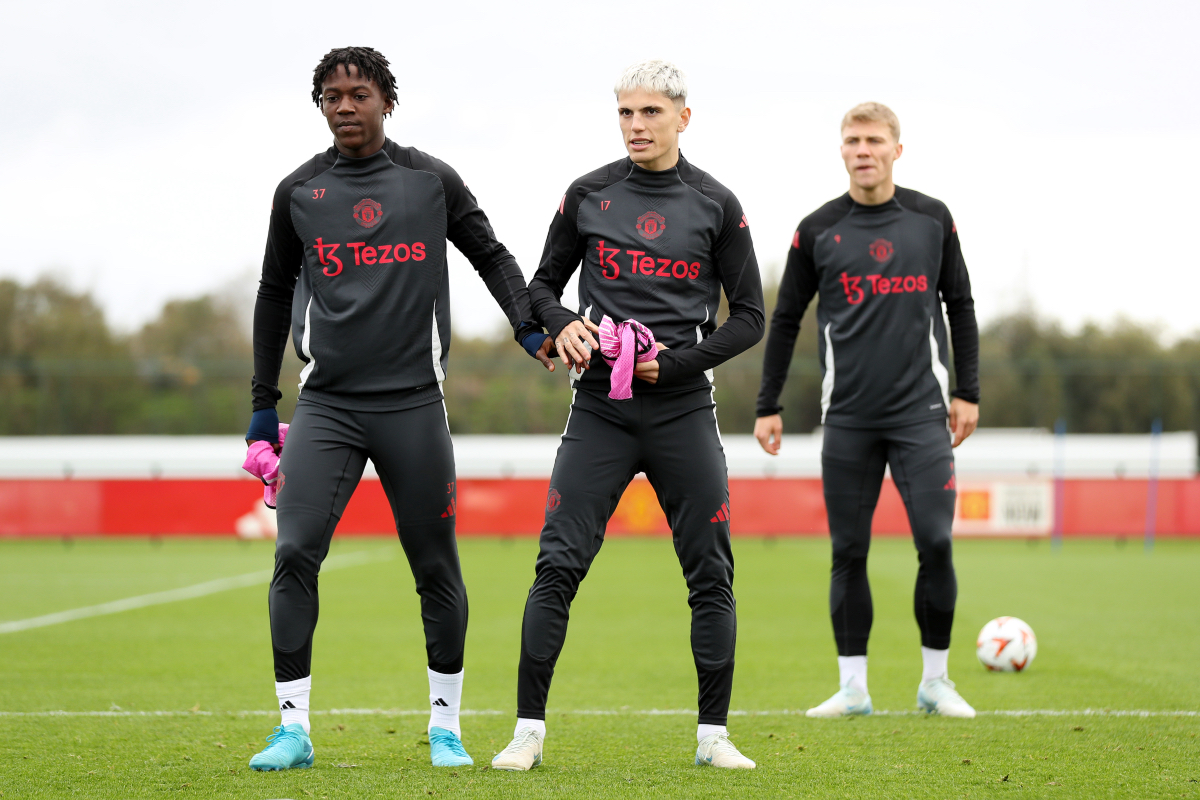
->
[976,616,1038,672]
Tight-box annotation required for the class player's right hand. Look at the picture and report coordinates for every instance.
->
[555,319,600,371]
[754,414,783,456]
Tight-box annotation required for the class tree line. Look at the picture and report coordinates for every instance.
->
[1,276,1197,437]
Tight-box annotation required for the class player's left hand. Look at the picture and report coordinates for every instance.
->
[949,398,979,448]
[634,343,669,385]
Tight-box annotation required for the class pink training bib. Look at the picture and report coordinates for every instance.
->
[597,316,658,400]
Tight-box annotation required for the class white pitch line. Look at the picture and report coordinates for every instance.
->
[0,548,394,636]
[0,708,1195,718]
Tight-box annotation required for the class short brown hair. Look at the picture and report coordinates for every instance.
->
[841,102,900,142]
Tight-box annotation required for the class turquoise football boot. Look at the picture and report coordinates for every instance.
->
[248,723,314,771]
[429,726,473,767]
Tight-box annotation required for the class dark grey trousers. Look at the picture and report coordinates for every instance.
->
[270,398,465,681]
[517,387,737,725]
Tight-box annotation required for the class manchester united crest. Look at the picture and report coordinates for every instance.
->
[636,210,666,240]
[868,238,894,263]
[353,198,383,229]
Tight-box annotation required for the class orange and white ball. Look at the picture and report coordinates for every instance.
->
[976,617,1038,672]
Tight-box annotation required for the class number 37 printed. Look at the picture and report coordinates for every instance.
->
[312,188,326,199]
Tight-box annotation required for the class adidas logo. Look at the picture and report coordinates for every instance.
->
[440,498,456,518]
[432,698,449,707]
[944,475,956,490]
[710,502,731,523]
[280,700,297,710]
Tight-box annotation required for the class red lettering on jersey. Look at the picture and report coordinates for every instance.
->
[378,244,394,264]
[890,276,903,293]
[656,258,672,277]
[362,246,377,265]
[412,243,425,261]
[903,275,917,292]
[314,238,343,277]
[347,242,366,265]
[640,257,656,275]
[917,275,928,291]
[672,260,689,278]
[597,240,621,279]
[394,243,410,261]
[600,200,611,211]
[688,262,700,279]
[839,272,864,304]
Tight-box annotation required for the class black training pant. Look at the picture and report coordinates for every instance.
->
[269,398,466,682]
[821,419,957,656]
[517,386,737,726]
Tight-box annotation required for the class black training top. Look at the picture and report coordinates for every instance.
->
[252,139,537,413]
[755,187,979,427]
[529,154,765,394]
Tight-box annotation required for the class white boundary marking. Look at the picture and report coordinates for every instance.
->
[0,548,393,636]
[0,708,1194,718]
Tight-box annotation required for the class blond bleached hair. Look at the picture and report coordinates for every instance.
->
[614,59,688,108]
[841,102,900,142]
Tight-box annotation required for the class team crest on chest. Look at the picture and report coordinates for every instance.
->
[353,198,383,229]
[868,238,894,263]
[636,210,666,240]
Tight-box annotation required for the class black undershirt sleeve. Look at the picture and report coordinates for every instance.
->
[756,224,819,417]
[528,181,596,341]
[656,184,765,387]
[936,215,980,403]
[412,152,537,340]
[251,179,304,412]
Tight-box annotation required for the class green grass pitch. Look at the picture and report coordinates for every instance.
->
[1,535,1197,798]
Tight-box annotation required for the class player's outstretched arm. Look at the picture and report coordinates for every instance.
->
[753,223,819,454]
[413,151,551,370]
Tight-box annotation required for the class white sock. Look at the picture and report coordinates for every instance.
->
[697,723,728,743]
[428,668,464,737]
[276,676,311,734]
[838,655,868,694]
[921,646,950,682]
[515,718,546,738]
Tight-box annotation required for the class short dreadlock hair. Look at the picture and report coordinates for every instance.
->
[311,47,398,116]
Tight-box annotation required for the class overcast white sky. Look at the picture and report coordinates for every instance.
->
[2,0,1197,339]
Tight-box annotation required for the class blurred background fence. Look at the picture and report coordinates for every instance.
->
[4,276,1200,448]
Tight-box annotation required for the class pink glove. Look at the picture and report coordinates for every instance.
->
[242,423,289,508]
[597,316,658,401]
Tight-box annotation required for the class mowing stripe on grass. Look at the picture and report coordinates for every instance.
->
[1,708,1195,718]
[0,547,394,635]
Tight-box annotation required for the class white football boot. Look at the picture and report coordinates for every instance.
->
[490,727,543,771]
[695,732,756,769]
[806,685,873,718]
[917,677,976,718]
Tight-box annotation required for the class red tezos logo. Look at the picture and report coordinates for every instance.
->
[636,210,666,240]
[353,198,382,229]
[868,238,894,262]
[546,488,561,513]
